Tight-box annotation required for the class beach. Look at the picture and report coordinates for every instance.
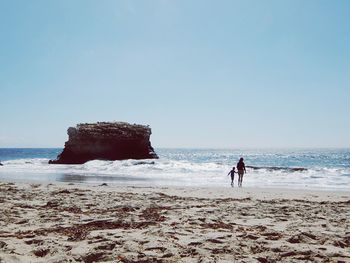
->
[0,181,349,263]
[2,0,350,262]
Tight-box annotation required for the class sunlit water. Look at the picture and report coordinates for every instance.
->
[0,148,349,190]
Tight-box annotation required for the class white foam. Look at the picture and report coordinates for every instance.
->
[1,158,349,190]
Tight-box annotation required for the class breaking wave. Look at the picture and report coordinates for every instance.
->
[1,157,349,190]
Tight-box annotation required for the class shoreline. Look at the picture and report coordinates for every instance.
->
[4,178,350,197]
[1,174,350,193]
[0,181,349,262]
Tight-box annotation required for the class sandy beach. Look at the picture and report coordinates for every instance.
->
[0,181,349,263]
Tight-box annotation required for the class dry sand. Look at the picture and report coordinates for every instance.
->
[0,181,349,263]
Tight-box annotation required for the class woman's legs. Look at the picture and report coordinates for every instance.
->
[238,171,244,187]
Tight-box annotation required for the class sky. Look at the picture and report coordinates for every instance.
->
[1,0,350,148]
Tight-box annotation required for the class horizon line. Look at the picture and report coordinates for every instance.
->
[0,146,349,150]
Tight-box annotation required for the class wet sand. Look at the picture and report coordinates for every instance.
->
[0,181,349,262]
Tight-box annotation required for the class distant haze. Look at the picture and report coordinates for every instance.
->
[1,0,349,148]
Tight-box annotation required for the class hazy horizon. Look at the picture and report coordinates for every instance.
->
[1,146,350,151]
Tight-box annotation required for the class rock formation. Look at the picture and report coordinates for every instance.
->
[49,122,158,164]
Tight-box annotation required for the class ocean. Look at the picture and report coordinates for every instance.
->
[0,148,349,190]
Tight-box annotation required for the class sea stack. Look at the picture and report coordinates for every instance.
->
[49,122,158,164]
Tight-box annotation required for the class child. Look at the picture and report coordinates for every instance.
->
[227,167,236,187]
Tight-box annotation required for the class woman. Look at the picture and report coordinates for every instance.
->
[236,157,246,187]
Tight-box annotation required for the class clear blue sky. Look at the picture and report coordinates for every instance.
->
[1,0,349,148]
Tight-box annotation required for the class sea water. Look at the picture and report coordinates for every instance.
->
[0,148,349,190]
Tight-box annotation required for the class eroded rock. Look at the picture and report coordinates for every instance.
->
[49,122,158,164]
